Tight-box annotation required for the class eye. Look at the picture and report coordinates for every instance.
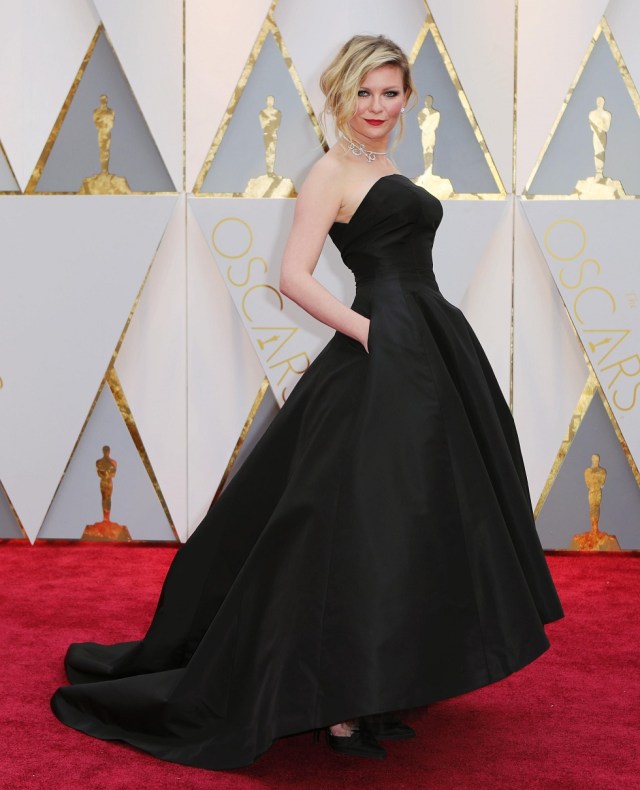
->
[385,91,400,97]
[357,89,370,97]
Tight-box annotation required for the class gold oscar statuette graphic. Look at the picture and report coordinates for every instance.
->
[79,95,132,195]
[573,97,626,199]
[413,95,454,199]
[244,95,296,197]
[82,445,132,541]
[568,453,621,551]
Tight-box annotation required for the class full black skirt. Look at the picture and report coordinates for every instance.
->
[52,176,562,769]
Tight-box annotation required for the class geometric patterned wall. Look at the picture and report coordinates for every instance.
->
[1,0,638,549]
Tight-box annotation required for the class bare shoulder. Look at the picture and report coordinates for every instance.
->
[298,150,345,200]
[293,150,348,227]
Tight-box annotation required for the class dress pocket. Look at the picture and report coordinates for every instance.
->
[333,330,369,356]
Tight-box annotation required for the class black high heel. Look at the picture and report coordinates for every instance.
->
[324,727,386,759]
[360,711,417,741]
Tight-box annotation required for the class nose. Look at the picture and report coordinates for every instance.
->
[370,94,382,113]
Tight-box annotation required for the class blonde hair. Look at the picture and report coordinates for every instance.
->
[320,35,416,145]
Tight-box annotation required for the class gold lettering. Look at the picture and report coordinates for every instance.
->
[601,353,640,388]
[544,219,587,261]
[559,258,600,290]
[257,335,280,350]
[241,284,284,321]
[613,382,640,412]
[573,286,616,325]
[270,352,310,385]
[587,336,611,353]
[211,217,253,259]
[253,326,299,361]
[227,256,267,288]
[584,328,631,364]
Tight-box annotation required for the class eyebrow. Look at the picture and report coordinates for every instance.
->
[359,84,403,90]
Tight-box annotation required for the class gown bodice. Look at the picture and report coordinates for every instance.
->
[329,174,443,288]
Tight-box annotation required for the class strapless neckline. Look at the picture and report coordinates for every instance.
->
[332,173,409,228]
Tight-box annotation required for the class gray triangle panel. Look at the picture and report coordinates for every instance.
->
[536,393,640,549]
[0,484,23,538]
[394,33,498,194]
[200,32,322,193]
[37,385,176,541]
[36,30,174,193]
[0,143,19,191]
[529,34,640,195]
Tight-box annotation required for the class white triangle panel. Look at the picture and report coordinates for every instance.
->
[522,200,640,472]
[186,198,265,536]
[185,0,273,190]
[605,0,640,91]
[91,0,182,189]
[0,0,100,190]
[429,0,514,191]
[459,200,514,400]
[516,0,610,193]
[433,200,508,308]
[189,197,354,405]
[0,195,177,541]
[275,0,426,132]
[512,202,589,505]
[115,196,188,540]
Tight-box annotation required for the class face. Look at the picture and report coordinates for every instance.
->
[349,64,407,148]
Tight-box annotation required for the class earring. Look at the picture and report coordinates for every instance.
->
[400,107,406,113]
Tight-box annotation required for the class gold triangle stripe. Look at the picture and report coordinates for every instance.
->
[557,288,640,489]
[534,372,597,517]
[106,368,180,540]
[0,139,21,194]
[210,377,271,504]
[25,26,102,194]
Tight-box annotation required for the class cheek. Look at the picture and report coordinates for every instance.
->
[353,99,368,118]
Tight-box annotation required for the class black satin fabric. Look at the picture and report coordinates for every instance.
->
[51,174,563,770]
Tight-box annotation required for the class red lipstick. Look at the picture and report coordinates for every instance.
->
[365,119,384,126]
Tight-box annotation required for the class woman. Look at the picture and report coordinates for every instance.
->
[51,35,563,769]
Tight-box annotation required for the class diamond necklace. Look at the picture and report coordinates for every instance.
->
[341,133,388,163]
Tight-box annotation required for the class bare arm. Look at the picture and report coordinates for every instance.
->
[279,159,370,351]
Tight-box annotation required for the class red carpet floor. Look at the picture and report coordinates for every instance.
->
[1,544,638,789]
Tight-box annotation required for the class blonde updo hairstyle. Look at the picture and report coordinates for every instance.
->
[320,35,416,147]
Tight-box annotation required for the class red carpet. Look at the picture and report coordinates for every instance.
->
[1,544,638,789]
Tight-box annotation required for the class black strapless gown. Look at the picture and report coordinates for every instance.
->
[51,175,563,770]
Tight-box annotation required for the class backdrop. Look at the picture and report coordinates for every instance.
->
[1,0,639,550]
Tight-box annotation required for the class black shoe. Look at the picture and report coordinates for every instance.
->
[361,712,416,741]
[325,727,386,759]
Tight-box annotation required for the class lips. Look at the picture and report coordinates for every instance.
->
[365,119,385,126]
